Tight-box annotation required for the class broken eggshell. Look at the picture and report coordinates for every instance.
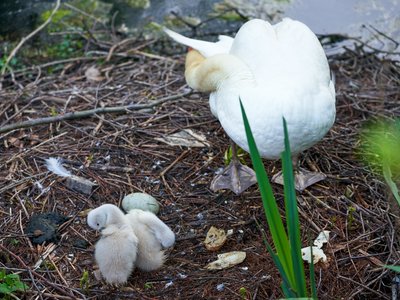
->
[313,230,331,248]
[206,251,246,270]
[122,193,160,214]
[301,246,327,264]
[204,226,227,251]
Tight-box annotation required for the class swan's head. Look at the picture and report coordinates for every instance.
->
[87,204,125,231]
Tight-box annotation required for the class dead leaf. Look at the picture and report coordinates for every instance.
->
[155,129,210,147]
[358,249,384,267]
[33,230,43,237]
[85,66,104,82]
[204,226,227,251]
[8,137,24,148]
[205,251,246,270]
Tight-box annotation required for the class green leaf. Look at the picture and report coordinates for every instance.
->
[240,99,293,285]
[309,238,317,299]
[385,265,400,272]
[282,117,307,296]
[0,282,12,294]
[0,269,6,279]
[256,219,294,297]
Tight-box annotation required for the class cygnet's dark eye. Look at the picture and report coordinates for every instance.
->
[97,223,99,226]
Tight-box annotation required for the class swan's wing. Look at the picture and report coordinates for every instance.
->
[163,27,232,57]
[128,210,175,248]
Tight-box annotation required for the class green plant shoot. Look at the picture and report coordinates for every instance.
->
[240,99,314,298]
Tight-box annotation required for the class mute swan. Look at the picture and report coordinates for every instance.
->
[87,204,138,284]
[125,209,175,271]
[164,18,336,193]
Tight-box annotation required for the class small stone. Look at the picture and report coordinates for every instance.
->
[66,175,97,195]
[122,193,160,214]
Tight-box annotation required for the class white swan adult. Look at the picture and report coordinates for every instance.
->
[87,204,138,284]
[164,18,336,193]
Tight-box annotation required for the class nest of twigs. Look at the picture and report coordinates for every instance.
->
[0,24,400,300]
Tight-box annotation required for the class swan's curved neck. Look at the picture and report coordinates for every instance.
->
[185,50,254,93]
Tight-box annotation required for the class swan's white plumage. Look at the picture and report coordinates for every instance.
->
[87,204,138,284]
[125,209,175,272]
[163,27,233,57]
[165,18,336,159]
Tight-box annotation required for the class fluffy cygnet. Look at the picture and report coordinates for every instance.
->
[125,209,175,271]
[87,204,138,284]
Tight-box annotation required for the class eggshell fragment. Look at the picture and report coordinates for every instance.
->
[314,230,330,248]
[206,251,246,270]
[301,246,327,264]
[204,226,227,251]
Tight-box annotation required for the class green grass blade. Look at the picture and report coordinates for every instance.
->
[385,265,400,272]
[281,117,307,296]
[309,239,317,299]
[255,219,294,297]
[240,100,294,285]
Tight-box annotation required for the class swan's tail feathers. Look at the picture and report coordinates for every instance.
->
[163,27,231,57]
[45,157,72,177]
[135,250,166,272]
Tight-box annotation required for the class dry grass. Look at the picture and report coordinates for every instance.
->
[0,34,399,299]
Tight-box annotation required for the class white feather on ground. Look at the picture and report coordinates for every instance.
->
[87,204,138,284]
[45,157,72,177]
[125,209,175,272]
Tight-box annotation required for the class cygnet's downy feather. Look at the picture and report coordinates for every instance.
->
[125,209,175,272]
[87,204,138,284]
[45,157,72,177]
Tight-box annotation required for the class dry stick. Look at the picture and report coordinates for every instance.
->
[0,244,76,299]
[0,91,191,134]
[0,0,61,77]
[62,159,137,173]
[106,37,138,62]
[160,149,190,196]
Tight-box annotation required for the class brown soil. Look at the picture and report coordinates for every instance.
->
[0,35,399,300]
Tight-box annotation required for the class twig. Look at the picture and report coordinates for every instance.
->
[0,244,77,298]
[106,37,138,62]
[0,91,191,134]
[0,0,61,76]
[62,158,137,173]
[160,149,190,177]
